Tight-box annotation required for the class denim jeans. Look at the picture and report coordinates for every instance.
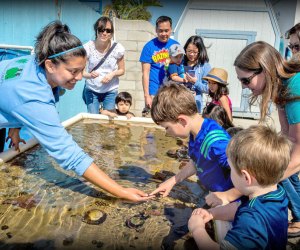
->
[195,94,204,113]
[84,87,117,114]
[280,172,300,222]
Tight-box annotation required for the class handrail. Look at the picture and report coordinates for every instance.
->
[0,44,34,54]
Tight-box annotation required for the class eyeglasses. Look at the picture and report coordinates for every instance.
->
[186,50,199,55]
[288,43,300,52]
[97,28,112,34]
[238,69,262,85]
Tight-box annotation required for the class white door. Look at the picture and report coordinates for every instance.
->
[198,30,260,118]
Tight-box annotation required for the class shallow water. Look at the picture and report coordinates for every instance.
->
[0,120,206,249]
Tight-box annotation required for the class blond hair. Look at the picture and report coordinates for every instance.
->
[151,83,198,124]
[226,125,291,186]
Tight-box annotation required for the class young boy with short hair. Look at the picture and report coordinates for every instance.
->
[101,91,135,119]
[167,44,189,86]
[150,83,233,197]
[188,125,291,249]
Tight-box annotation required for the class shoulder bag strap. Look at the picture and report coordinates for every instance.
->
[89,42,118,73]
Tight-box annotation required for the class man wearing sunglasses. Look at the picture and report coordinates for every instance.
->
[286,23,300,55]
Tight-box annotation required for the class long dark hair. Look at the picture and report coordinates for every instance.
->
[208,83,229,101]
[35,21,86,68]
[184,35,209,65]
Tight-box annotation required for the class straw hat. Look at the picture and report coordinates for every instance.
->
[202,68,229,85]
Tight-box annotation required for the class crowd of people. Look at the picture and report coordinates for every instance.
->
[0,14,300,249]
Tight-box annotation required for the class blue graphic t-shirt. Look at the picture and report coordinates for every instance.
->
[188,118,233,192]
[139,37,179,95]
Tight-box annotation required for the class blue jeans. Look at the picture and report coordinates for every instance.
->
[195,94,204,113]
[280,172,300,222]
[84,87,117,114]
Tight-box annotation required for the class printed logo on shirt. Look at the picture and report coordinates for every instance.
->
[200,130,229,159]
[3,58,28,81]
[152,48,170,65]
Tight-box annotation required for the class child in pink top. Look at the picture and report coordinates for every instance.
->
[203,68,232,121]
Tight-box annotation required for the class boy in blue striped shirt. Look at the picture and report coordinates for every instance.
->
[150,83,233,198]
[188,125,291,249]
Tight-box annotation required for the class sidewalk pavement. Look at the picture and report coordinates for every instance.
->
[234,110,280,131]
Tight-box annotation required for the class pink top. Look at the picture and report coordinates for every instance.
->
[212,95,232,113]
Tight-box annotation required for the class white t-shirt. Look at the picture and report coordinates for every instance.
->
[84,40,125,93]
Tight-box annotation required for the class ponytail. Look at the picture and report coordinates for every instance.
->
[35,21,86,68]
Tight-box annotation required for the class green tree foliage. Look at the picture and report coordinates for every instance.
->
[104,0,162,21]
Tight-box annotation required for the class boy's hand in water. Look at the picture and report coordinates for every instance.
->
[122,188,154,202]
[149,176,176,198]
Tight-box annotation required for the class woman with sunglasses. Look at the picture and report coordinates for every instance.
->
[237,42,300,239]
[83,17,125,114]
[207,41,300,237]
[0,21,150,203]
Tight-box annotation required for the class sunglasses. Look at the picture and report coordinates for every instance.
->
[288,43,300,52]
[238,69,262,85]
[97,28,112,34]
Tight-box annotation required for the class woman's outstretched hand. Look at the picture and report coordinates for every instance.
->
[83,163,154,203]
[121,188,154,202]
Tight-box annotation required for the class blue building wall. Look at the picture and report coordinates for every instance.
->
[0,0,100,122]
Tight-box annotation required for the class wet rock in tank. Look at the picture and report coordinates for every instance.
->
[176,138,184,146]
[125,213,149,229]
[176,146,189,159]
[152,171,168,181]
[166,148,178,158]
[82,209,107,225]
[63,236,74,246]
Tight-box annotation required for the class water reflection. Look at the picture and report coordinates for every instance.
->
[0,120,205,249]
